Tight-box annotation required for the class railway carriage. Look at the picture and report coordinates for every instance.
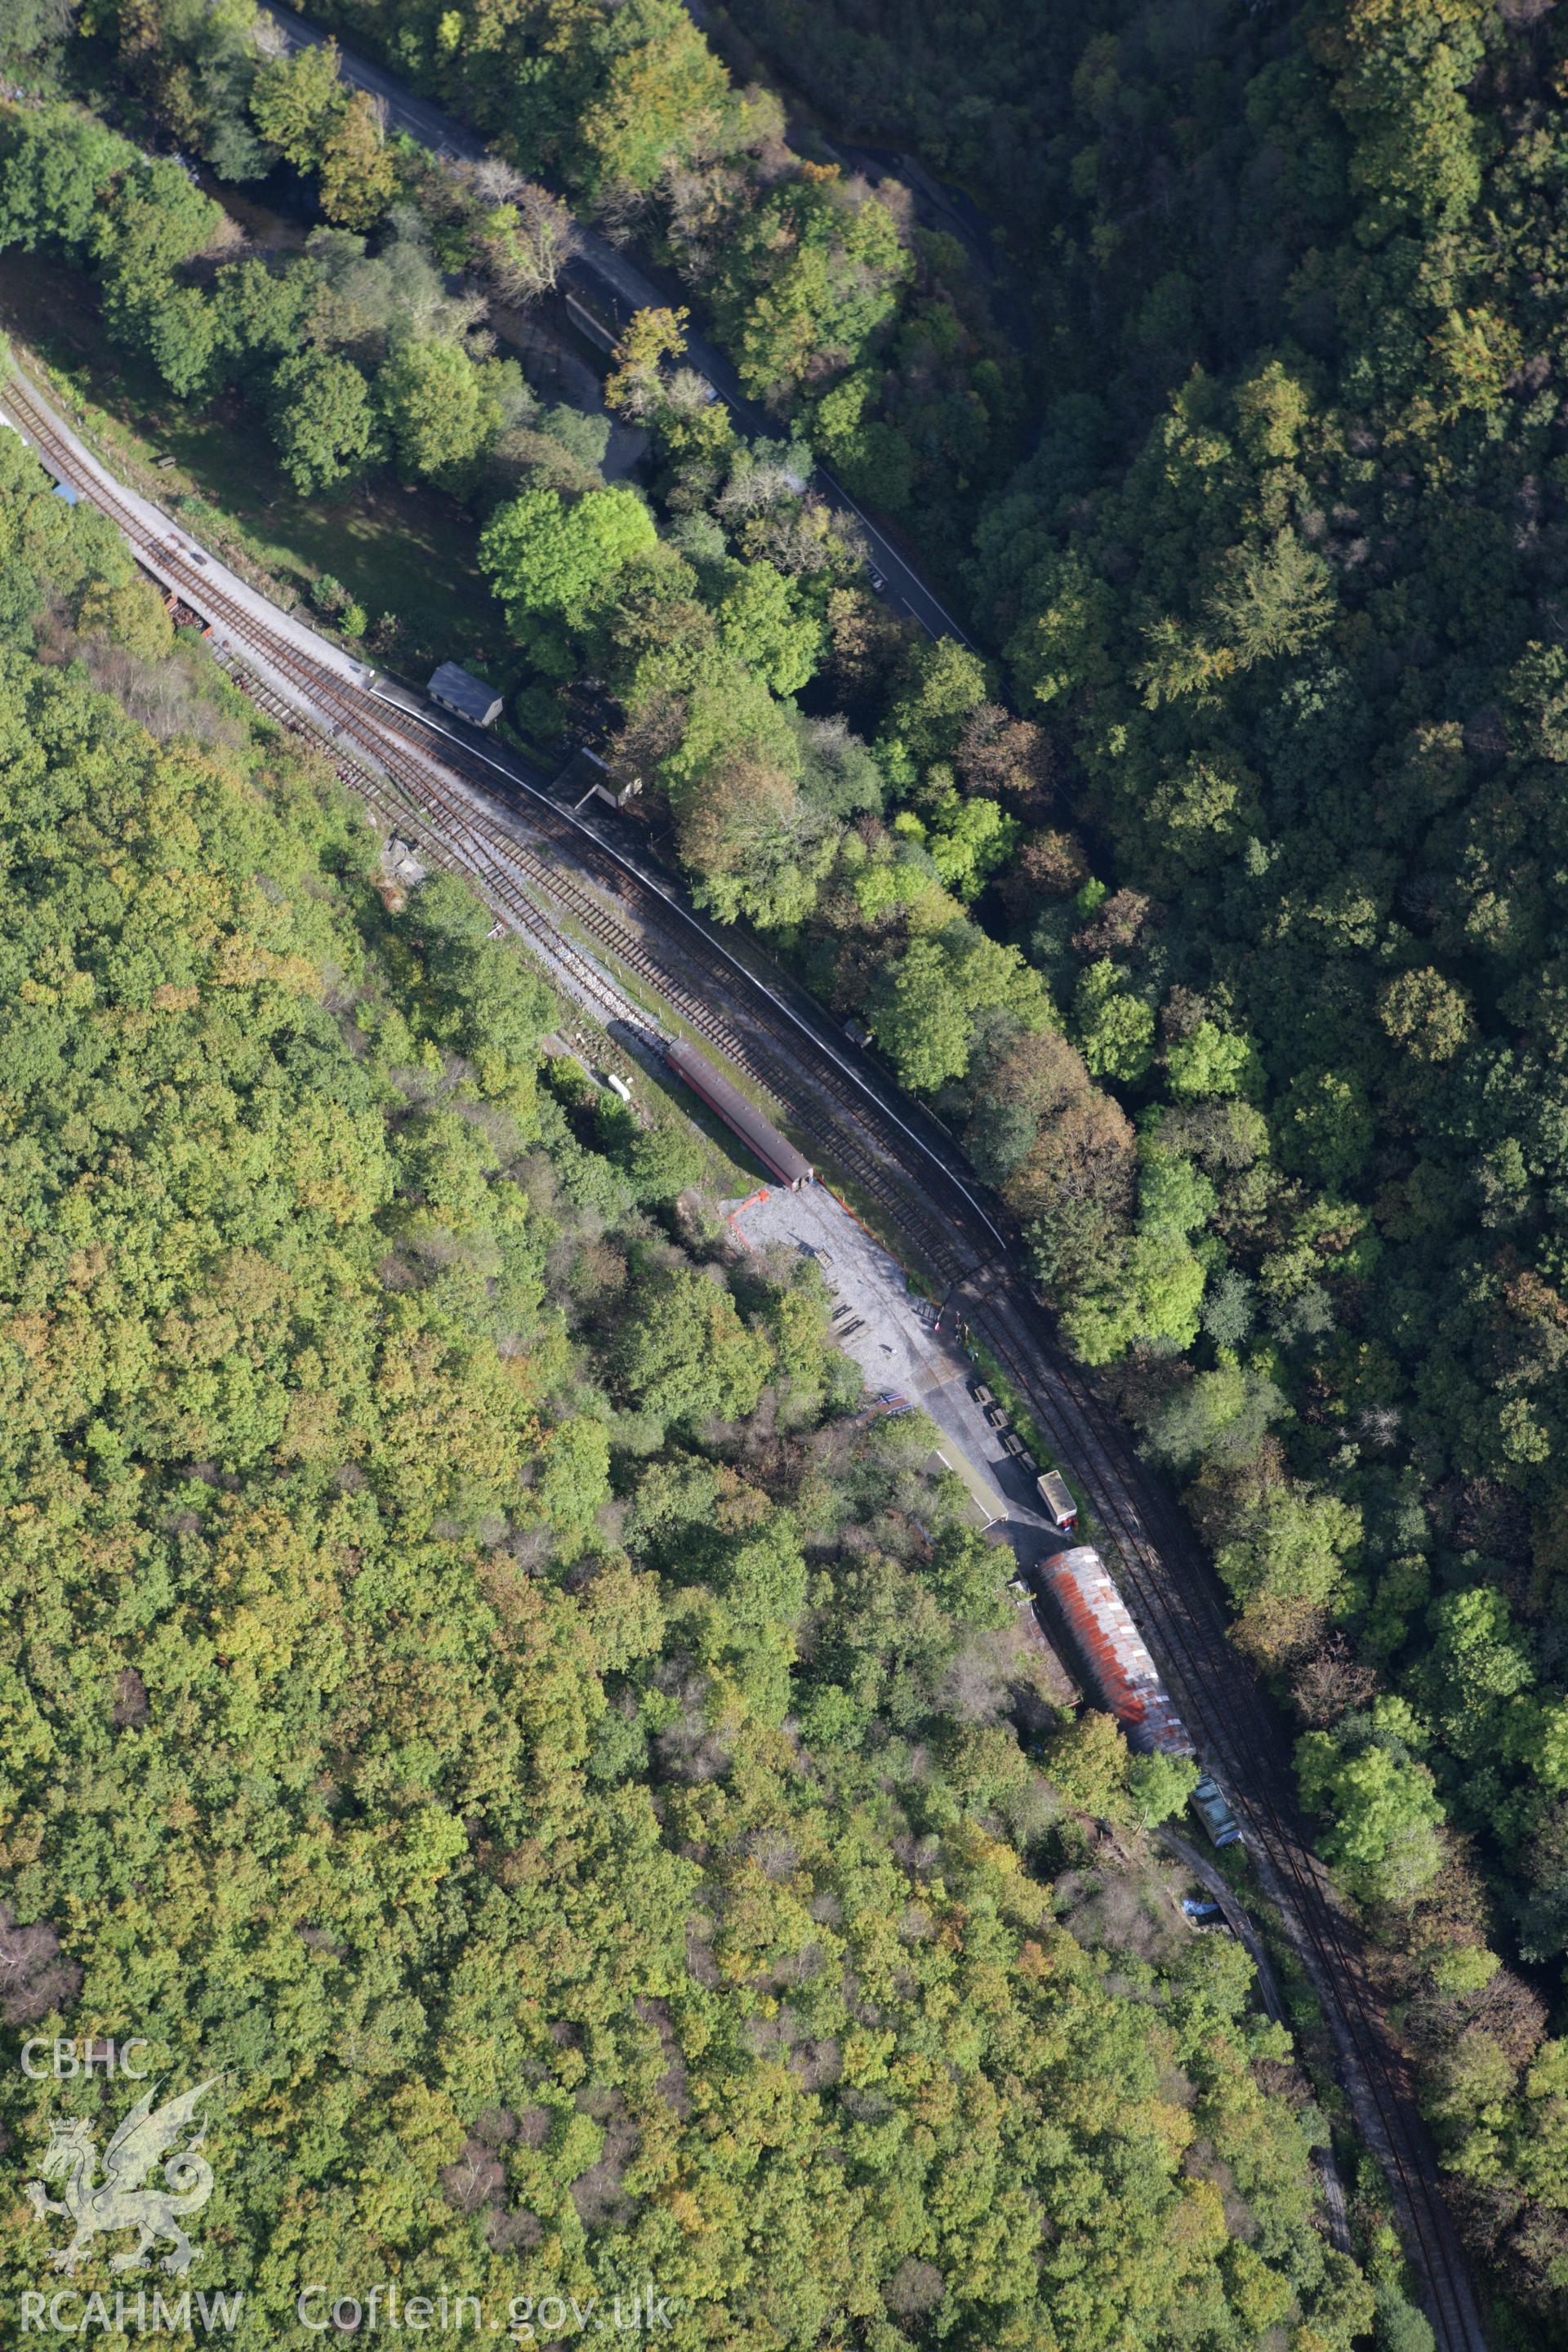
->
[663,1037,814,1189]
[1036,1542,1195,1757]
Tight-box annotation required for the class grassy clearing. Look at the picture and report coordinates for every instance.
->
[588,1036,763,1205]
[0,248,506,679]
[0,247,799,1209]
[0,253,948,1254]
[527,893,848,1206]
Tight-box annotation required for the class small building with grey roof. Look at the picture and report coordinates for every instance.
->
[427,662,504,728]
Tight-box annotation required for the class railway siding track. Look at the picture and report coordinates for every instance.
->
[1,364,1491,2352]
[969,1290,1487,2350]
[216,655,645,1028]
[9,364,993,1263]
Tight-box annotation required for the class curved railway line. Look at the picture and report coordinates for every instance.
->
[3,367,1491,2352]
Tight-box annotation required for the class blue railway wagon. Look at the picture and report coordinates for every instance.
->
[664,1037,814,1189]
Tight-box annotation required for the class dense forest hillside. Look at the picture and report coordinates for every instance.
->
[0,434,1380,2345]
[719,0,1568,2328]
[7,0,1568,2330]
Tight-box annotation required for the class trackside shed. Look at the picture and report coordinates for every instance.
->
[428,662,504,727]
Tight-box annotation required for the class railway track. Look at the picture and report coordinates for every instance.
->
[9,367,1002,1264]
[3,366,1491,2351]
[969,1289,1489,2350]
[212,657,644,1030]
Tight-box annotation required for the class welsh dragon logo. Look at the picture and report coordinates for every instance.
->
[24,2078,219,2276]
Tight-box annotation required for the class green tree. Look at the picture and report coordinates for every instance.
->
[1140,753,1259,872]
[91,156,222,290]
[1379,966,1472,1062]
[612,1262,772,1424]
[249,38,343,168]
[0,107,135,255]
[879,638,991,782]
[1373,2283,1438,2352]
[1005,546,1116,710]
[1144,1365,1285,1473]
[813,369,916,512]
[1313,0,1486,235]
[595,1102,705,1203]
[211,254,323,385]
[921,794,1019,901]
[1510,2040,1568,2207]
[406,870,551,1079]
[872,924,1048,1092]
[480,485,657,628]
[1276,1068,1375,1190]
[0,0,75,60]
[1075,961,1155,1084]
[1232,359,1313,463]
[75,577,176,662]
[1128,1751,1201,1828]
[1208,529,1336,667]
[378,338,501,483]
[1297,1732,1444,1907]
[136,278,220,399]
[1414,1588,1535,1766]
[715,560,822,695]
[318,90,399,231]
[532,1416,612,1562]
[574,0,735,194]
[670,741,827,929]
[1166,1021,1258,1100]
[269,350,381,492]
[1043,1708,1134,1820]
[717,169,910,397]
[1214,1482,1361,1619]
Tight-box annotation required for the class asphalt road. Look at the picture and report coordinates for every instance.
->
[255,0,975,645]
